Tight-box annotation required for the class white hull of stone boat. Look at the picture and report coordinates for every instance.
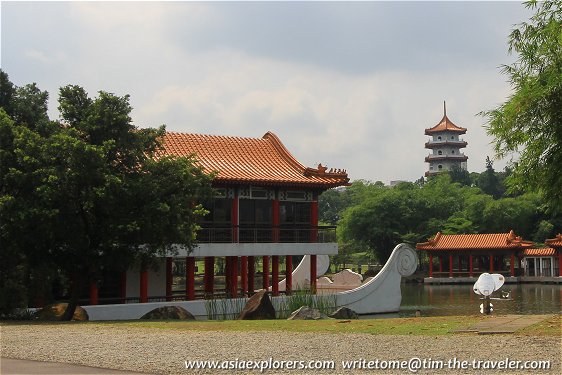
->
[83,244,417,320]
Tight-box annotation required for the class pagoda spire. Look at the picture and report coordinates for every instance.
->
[443,101,446,117]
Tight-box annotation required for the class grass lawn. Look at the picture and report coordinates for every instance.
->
[4,314,559,337]
[101,315,485,336]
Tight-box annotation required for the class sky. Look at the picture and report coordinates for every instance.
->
[1,1,533,184]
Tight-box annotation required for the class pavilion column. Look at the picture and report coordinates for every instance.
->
[165,257,173,301]
[120,271,127,303]
[439,256,443,273]
[272,256,279,296]
[469,253,473,277]
[204,256,214,297]
[240,256,248,295]
[262,256,270,290]
[558,252,562,277]
[489,255,494,273]
[230,256,238,297]
[510,253,515,277]
[140,266,148,303]
[232,192,239,243]
[89,281,99,305]
[310,254,317,292]
[186,257,195,300]
[247,256,255,295]
[448,254,453,278]
[272,198,280,242]
[428,254,433,278]
[286,255,293,295]
[310,198,318,243]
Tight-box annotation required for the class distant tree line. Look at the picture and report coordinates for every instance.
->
[319,167,561,263]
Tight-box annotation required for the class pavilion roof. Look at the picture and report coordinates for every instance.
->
[416,230,533,251]
[545,233,562,247]
[521,248,557,257]
[157,131,350,188]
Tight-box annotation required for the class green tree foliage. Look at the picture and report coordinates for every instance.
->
[483,0,562,213]
[327,173,559,263]
[0,72,213,317]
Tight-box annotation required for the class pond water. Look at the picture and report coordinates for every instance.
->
[401,283,561,316]
[366,283,561,318]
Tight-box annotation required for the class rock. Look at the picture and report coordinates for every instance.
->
[34,303,89,321]
[237,290,276,320]
[328,306,359,320]
[140,306,195,320]
[287,306,328,320]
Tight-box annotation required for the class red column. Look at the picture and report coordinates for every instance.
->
[558,251,562,277]
[310,199,318,242]
[247,256,255,294]
[310,254,317,292]
[428,254,433,278]
[510,253,515,277]
[286,255,293,295]
[186,257,195,300]
[230,257,238,297]
[140,267,148,303]
[448,254,453,278]
[120,271,127,303]
[240,256,248,295]
[262,256,270,290]
[232,192,239,243]
[489,255,494,273]
[204,256,214,297]
[469,254,473,277]
[272,255,279,296]
[89,282,99,305]
[165,257,173,301]
[272,198,280,242]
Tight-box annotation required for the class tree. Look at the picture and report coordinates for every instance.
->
[483,0,562,213]
[0,72,214,318]
[476,156,503,199]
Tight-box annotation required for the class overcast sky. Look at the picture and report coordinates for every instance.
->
[1,1,532,184]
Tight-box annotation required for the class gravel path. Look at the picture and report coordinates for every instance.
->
[1,323,560,374]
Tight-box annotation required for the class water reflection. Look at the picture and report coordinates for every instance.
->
[396,283,561,317]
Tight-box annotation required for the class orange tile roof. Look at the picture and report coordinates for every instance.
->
[416,230,533,251]
[545,233,562,247]
[157,131,350,188]
[425,114,467,135]
[522,248,557,257]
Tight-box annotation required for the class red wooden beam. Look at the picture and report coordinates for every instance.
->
[165,257,173,301]
[186,257,195,300]
[286,255,292,295]
[272,255,279,296]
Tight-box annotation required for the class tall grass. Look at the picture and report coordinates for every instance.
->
[204,297,248,320]
[273,286,338,319]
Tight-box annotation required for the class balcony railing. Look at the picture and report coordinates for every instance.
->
[197,225,337,244]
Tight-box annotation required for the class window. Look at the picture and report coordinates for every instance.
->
[451,136,455,140]
[286,191,307,201]
[239,199,272,242]
[199,198,233,242]
[437,136,442,141]
[438,165,443,170]
[438,150,442,155]
[280,201,311,242]
[452,150,455,154]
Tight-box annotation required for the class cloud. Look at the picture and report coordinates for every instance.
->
[1,1,530,184]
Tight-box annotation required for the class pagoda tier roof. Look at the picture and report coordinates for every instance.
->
[416,230,533,251]
[522,248,557,257]
[425,114,467,135]
[158,131,350,188]
[545,233,562,247]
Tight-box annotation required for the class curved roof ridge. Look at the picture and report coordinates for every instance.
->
[262,131,306,172]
